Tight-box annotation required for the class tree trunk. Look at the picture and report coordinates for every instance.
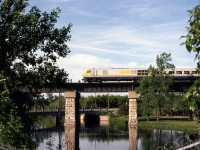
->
[156,107,159,122]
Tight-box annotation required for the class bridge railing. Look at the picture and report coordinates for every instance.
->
[26,107,118,113]
[27,107,65,113]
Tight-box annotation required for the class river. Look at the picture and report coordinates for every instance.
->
[33,117,200,150]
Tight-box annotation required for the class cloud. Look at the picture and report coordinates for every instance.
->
[117,1,164,19]
[69,23,187,60]
[57,54,123,81]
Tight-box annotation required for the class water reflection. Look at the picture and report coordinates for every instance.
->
[33,120,200,150]
[129,125,137,150]
[65,124,79,150]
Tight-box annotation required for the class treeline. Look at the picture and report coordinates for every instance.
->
[44,94,128,116]
[44,93,190,118]
[80,95,128,115]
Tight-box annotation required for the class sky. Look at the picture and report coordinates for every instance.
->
[29,0,200,82]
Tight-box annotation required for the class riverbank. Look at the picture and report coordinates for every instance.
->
[110,116,200,133]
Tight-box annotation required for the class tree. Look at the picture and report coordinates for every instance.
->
[137,75,155,121]
[181,3,200,120]
[0,0,72,148]
[183,82,200,120]
[181,3,200,68]
[137,52,175,122]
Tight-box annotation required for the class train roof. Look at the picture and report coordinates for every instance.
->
[89,68,196,70]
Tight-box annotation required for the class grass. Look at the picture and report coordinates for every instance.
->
[139,120,200,133]
[110,115,200,133]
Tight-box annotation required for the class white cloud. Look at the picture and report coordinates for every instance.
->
[69,22,191,63]
[57,54,123,82]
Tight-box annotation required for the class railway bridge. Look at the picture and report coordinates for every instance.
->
[1,79,196,150]
[21,80,195,126]
[26,80,195,150]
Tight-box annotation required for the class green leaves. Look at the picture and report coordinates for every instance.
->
[0,0,72,90]
[181,3,200,120]
[182,3,200,55]
[137,52,175,121]
[0,0,72,148]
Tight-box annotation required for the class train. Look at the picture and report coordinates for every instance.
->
[82,68,199,82]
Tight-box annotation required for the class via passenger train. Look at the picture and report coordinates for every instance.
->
[82,68,199,82]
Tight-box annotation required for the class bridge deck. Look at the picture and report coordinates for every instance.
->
[20,80,195,93]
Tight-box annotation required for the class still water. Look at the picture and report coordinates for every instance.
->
[33,118,199,150]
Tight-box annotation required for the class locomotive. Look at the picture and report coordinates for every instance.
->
[82,68,198,82]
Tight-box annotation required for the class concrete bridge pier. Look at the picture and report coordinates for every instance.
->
[64,91,80,150]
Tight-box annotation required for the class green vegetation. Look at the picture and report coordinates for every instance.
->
[0,0,199,149]
[139,120,200,133]
[136,52,183,122]
[0,0,71,149]
[181,3,200,121]
[37,116,56,128]
[80,94,128,115]
[110,115,200,133]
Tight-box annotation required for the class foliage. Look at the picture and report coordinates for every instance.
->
[137,52,175,122]
[181,3,200,120]
[0,88,36,149]
[0,0,72,148]
[47,95,65,109]
[181,3,200,68]
[118,102,129,116]
[163,93,185,116]
[183,81,200,120]
[79,95,128,115]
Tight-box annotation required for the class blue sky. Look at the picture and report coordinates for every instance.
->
[29,0,199,82]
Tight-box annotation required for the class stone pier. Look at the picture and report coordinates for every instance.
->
[128,91,138,150]
[64,91,80,125]
[128,91,138,125]
[64,91,80,150]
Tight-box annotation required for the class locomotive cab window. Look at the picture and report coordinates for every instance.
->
[87,70,91,73]
[176,71,182,74]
